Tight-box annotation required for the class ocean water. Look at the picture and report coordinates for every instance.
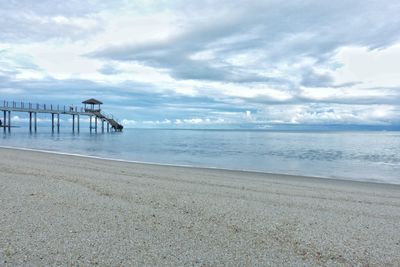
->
[1,128,400,184]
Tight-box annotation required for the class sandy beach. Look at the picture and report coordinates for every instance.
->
[0,147,400,266]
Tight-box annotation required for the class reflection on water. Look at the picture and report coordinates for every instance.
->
[1,128,400,184]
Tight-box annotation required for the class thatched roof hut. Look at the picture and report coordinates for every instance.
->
[82,98,103,112]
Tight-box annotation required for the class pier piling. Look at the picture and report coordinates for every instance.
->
[8,111,11,132]
[51,113,55,132]
[34,112,37,132]
[29,112,32,132]
[3,110,6,132]
[57,114,60,132]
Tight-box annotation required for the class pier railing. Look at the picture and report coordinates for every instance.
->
[1,100,85,113]
[101,111,122,124]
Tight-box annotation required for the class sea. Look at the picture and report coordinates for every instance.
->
[1,127,400,184]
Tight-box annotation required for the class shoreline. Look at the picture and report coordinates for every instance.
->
[0,145,398,186]
[1,146,400,265]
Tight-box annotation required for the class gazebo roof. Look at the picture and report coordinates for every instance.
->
[82,98,103,105]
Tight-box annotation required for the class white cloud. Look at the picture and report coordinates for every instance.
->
[333,44,400,87]
[121,119,137,127]
[256,104,400,125]
[0,88,25,94]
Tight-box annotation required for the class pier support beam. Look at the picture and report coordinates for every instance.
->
[72,114,75,132]
[29,112,32,132]
[3,111,6,132]
[8,111,11,132]
[95,117,98,133]
[77,115,80,133]
[107,122,110,132]
[90,116,92,132]
[57,113,60,132]
[51,113,54,132]
[34,112,37,132]
[102,120,104,133]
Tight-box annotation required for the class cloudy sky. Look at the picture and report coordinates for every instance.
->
[1,0,400,128]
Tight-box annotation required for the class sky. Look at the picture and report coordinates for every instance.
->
[1,0,400,128]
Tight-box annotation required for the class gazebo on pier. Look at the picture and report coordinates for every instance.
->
[83,98,103,112]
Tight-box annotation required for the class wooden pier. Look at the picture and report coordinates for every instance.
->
[0,98,123,133]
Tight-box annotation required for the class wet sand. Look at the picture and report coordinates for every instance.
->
[1,147,400,266]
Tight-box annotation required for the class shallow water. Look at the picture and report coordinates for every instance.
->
[1,128,400,184]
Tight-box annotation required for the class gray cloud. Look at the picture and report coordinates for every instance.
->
[98,64,121,75]
[2,70,400,126]
[0,0,105,42]
[300,69,334,88]
[90,0,400,87]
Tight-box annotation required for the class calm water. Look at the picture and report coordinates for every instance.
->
[1,128,400,184]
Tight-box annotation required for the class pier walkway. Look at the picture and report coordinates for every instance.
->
[0,99,123,133]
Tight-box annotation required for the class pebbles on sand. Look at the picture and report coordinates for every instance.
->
[1,147,400,266]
